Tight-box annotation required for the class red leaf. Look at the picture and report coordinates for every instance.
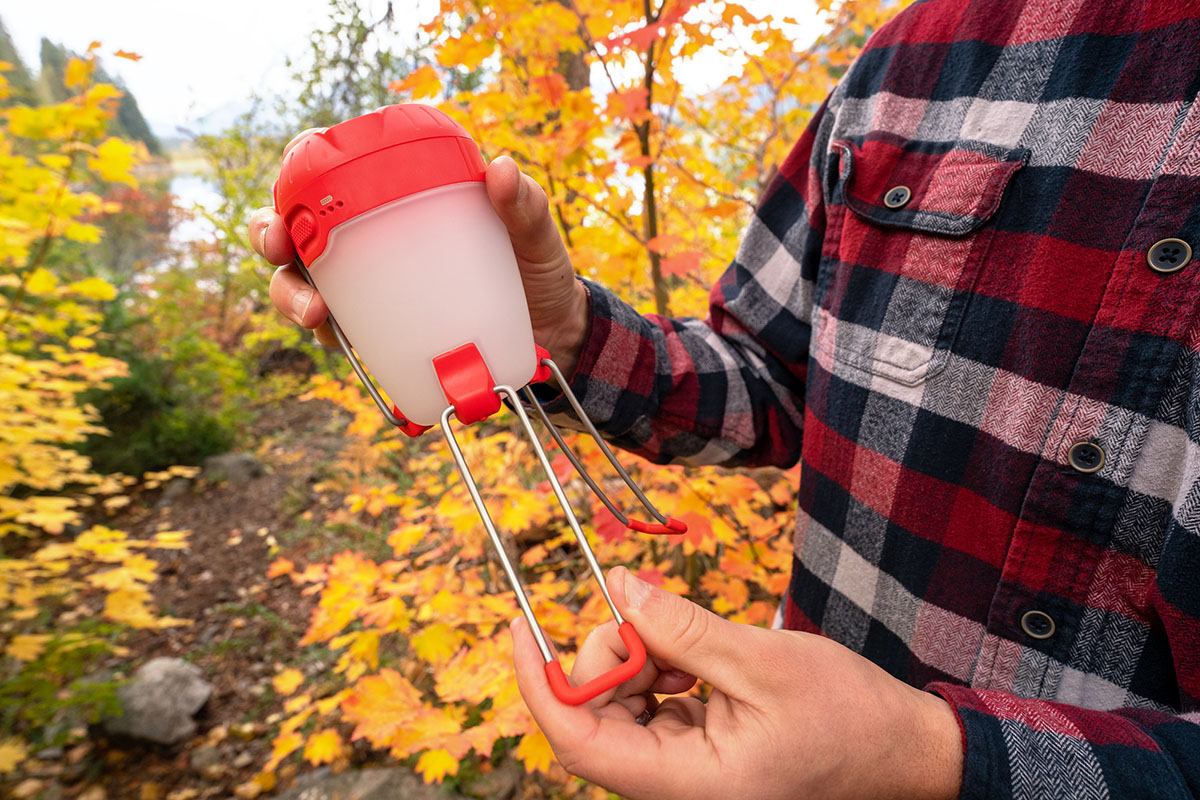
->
[598,0,702,51]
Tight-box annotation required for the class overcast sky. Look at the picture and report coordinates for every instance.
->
[3,1,819,138]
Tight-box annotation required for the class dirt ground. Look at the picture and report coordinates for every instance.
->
[19,397,363,800]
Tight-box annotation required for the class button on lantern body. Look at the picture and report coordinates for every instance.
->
[884,185,911,209]
[1020,610,1055,639]
[1147,238,1192,273]
[1067,441,1105,473]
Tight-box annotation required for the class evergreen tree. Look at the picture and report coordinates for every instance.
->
[0,17,36,105]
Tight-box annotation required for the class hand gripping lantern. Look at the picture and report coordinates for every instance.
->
[273,104,686,705]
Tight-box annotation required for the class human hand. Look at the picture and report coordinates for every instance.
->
[511,567,963,800]
[247,129,590,374]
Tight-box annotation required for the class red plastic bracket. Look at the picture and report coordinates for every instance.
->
[627,517,688,535]
[390,405,432,438]
[544,622,646,705]
[531,343,553,384]
[433,343,502,425]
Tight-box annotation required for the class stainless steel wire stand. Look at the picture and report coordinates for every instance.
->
[293,257,656,703]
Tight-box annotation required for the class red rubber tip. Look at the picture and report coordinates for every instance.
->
[531,344,553,384]
[391,406,431,437]
[626,517,688,535]
[544,622,646,705]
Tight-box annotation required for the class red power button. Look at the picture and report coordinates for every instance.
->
[288,208,318,251]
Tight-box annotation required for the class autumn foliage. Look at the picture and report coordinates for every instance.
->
[0,48,191,772]
[1,0,907,792]
[262,0,910,789]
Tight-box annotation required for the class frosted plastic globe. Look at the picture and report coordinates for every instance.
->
[307,182,536,426]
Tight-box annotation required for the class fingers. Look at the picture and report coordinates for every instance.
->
[269,264,329,329]
[572,620,697,710]
[511,616,711,799]
[607,567,762,696]
[248,207,299,267]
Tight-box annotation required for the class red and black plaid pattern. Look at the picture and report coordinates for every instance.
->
[544,0,1200,797]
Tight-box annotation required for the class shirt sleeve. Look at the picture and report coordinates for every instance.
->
[538,98,837,469]
[929,683,1200,800]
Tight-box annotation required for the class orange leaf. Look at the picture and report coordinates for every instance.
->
[389,65,440,100]
[646,234,682,254]
[515,729,555,774]
[661,251,702,276]
[529,73,568,108]
[607,87,649,121]
[114,50,143,61]
[266,557,294,579]
[266,732,302,770]
[272,668,304,696]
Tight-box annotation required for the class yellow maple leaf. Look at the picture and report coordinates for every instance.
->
[25,268,58,296]
[64,57,93,90]
[515,729,555,774]
[272,668,304,696]
[6,634,51,661]
[415,748,459,783]
[67,276,117,301]
[88,138,138,186]
[302,729,343,766]
[0,737,27,773]
[410,622,460,665]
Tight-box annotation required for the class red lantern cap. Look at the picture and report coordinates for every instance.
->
[273,103,486,265]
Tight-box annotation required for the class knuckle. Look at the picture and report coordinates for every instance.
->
[669,599,712,656]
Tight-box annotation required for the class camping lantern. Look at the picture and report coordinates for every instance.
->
[273,104,686,705]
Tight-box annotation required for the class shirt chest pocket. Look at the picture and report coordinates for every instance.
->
[814,136,1028,386]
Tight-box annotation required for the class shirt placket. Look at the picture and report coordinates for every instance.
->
[974,96,1200,696]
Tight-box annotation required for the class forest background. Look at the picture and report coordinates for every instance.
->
[0,1,909,798]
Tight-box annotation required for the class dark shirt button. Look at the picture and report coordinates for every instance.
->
[1147,238,1192,273]
[883,185,911,209]
[1017,609,1056,642]
[1020,610,1056,639]
[1067,441,1105,474]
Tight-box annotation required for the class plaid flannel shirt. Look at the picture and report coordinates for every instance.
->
[545,0,1200,796]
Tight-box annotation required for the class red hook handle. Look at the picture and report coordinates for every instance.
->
[626,517,688,535]
[543,622,646,705]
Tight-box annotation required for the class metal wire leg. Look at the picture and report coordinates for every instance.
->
[494,386,623,623]
[439,405,553,663]
[522,359,686,535]
[440,398,647,705]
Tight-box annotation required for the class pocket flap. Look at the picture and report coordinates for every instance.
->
[832,135,1028,236]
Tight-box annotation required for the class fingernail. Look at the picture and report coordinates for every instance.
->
[291,288,313,324]
[623,569,651,610]
[259,223,269,255]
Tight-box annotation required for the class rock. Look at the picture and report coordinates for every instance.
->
[464,763,521,799]
[232,751,254,769]
[189,744,222,773]
[157,477,193,507]
[276,767,454,800]
[102,658,213,746]
[202,452,265,484]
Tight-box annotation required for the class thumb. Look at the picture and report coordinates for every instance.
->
[485,156,571,271]
[608,566,762,695]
